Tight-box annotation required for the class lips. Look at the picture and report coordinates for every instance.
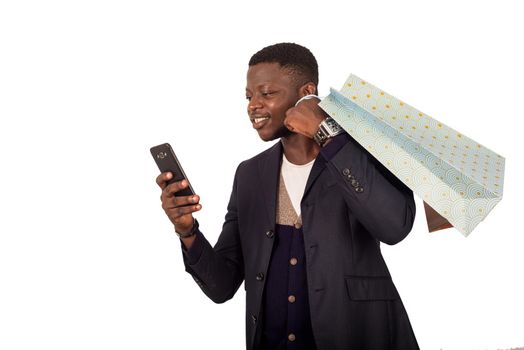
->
[250,115,270,129]
[254,117,269,123]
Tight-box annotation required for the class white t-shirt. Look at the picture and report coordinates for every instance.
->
[281,154,315,216]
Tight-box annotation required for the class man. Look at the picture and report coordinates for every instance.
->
[156,43,419,350]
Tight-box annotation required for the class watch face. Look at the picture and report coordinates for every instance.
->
[324,117,342,135]
[316,117,344,146]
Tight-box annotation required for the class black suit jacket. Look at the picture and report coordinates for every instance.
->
[183,134,419,350]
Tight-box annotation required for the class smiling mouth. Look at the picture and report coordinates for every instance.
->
[250,116,270,129]
[253,117,269,123]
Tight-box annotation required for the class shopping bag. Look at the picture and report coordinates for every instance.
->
[318,74,505,236]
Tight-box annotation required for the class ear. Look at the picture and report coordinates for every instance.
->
[298,82,318,97]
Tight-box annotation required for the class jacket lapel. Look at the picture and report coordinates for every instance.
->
[303,153,327,200]
[257,141,282,229]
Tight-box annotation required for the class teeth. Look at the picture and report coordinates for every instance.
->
[254,117,269,123]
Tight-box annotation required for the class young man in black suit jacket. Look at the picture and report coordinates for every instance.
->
[156,43,419,350]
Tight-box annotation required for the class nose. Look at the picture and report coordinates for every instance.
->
[248,95,263,113]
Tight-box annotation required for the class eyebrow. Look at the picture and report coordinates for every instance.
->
[246,82,278,90]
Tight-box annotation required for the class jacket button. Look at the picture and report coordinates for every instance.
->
[355,186,364,193]
[251,314,257,324]
[256,272,264,281]
[265,230,274,238]
[351,179,359,187]
[342,168,351,176]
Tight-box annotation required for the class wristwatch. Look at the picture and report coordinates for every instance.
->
[313,116,344,146]
[175,218,199,239]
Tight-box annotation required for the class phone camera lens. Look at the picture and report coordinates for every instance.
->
[157,152,167,159]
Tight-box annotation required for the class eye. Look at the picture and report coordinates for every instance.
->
[245,96,252,101]
[262,91,275,97]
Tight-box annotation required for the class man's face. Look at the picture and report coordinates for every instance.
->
[245,62,301,141]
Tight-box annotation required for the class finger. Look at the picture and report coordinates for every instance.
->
[174,194,200,207]
[286,105,297,114]
[156,172,173,190]
[163,179,189,198]
[162,194,200,210]
[166,204,202,220]
[284,116,304,135]
[283,111,297,131]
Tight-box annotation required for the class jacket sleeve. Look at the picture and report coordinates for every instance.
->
[321,133,416,245]
[181,165,244,303]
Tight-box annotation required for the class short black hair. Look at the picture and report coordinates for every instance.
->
[249,42,319,88]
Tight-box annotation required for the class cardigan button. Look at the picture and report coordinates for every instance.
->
[256,272,264,281]
[265,230,274,238]
[342,168,351,176]
[251,314,257,324]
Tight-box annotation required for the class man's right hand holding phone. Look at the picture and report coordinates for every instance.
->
[156,171,201,249]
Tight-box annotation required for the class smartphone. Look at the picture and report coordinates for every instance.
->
[150,143,195,197]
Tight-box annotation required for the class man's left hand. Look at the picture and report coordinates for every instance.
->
[284,97,328,139]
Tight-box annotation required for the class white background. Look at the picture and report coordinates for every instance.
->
[1,0,523,349]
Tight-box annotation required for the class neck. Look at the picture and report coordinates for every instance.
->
[280,133,320,165]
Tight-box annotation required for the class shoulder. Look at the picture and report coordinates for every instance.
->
[235,141,282,175]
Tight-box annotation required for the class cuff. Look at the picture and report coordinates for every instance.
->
[181,229,205,265]
[319,133,350,161]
